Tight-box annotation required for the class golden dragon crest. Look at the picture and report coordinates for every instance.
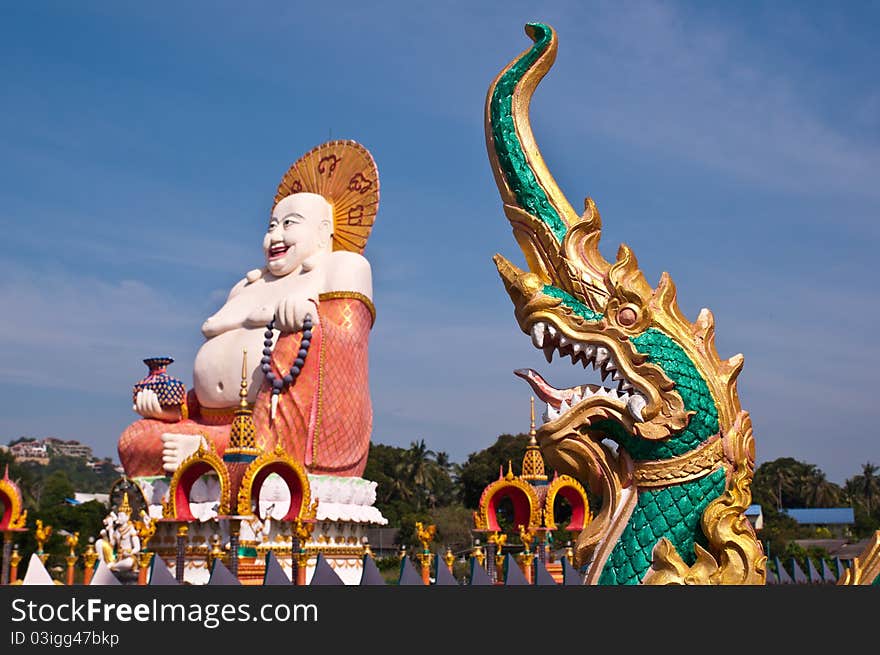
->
[485,22,766,584]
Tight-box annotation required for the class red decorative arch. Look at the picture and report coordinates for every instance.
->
[544,475,590,531]
[0,488,14,530]
[236,449,310,521]
[165,442,230,521]
[475,477,541,532]
[0,469,25,531]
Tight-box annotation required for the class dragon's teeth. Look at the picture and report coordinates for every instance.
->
[619,380,633,392]
[605,360,617,372]
[627,393,648,422]
[584,345,596,360]
[559,399,570,413]
[547,324,558,340]
[558,335,569,348]
[595,346,609,367]
[543,345,554,363]
[611,370,624,382]
[531,323,546,348]
[572,342,582,354]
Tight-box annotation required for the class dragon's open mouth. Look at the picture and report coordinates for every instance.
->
[515,319,648,427]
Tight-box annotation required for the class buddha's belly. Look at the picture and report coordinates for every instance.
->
[193,327,272,407]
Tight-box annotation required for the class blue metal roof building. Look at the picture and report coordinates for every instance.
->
[783,508,855,525]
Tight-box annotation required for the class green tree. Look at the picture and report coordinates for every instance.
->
[431,504,474,553]
[753,457,843,510]
[458,433,530,508]
[798,464,842,508]
[0,449,121,579]
[363,443,413,525]
[40,470,75,511]
[849,462,879,514]
[844,462,880,538]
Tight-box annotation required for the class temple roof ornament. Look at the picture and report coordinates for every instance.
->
[223,350,260,462]
[474,397,590,535]
[520,396,548,482]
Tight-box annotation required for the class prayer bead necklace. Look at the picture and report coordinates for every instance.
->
[261,313,313,420]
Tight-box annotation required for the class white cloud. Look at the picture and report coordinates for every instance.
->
[530,1,880,203]
[0,264,203,394]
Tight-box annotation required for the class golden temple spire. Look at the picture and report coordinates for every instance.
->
[240,347,249,408]
[224,349,260,461]
[118,492,132,516]
[520,396,547,482]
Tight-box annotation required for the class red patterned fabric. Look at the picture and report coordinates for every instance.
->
[118,297,372,478]
[253,297,372,477]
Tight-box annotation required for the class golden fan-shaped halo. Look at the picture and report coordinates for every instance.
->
[274,140,380,254]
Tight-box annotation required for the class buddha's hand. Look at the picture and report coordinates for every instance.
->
[160,433,205,474]
[133,389,182,422]
[274,294,319,333]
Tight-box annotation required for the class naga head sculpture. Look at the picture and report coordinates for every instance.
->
[486,23,762,583]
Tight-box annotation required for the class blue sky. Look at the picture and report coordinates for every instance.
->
[0,1,877,485]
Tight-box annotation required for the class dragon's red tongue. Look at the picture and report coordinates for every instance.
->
[514,368,563,406]
[514,368,596,409]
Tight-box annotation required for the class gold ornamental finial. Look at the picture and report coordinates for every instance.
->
[225,349,259,457]
[415,522,436,552]
[10,544,22,569]
[65,532,79,557]
[518,524,536,554]
[118,492,132,516]
[239,348,249,408]
[530,395,536,436]
[444,546,455,573]
[35,519,52,552]
[521,396,548,482]
[209,534,225,568]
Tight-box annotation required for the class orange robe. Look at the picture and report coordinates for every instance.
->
[117,295,373,478]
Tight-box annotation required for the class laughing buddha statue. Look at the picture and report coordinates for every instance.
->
[118,140,378,479]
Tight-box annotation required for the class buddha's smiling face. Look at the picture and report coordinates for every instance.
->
[264,193,333,276]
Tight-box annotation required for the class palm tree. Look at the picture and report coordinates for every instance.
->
[769,465,794,511]
[857,462,879,514]
[800,470,841,508]
[434,451,451,471]
[391,439,437,511]
[407,439,435,488]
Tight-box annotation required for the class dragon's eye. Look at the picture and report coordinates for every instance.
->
[618,306,638,327]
